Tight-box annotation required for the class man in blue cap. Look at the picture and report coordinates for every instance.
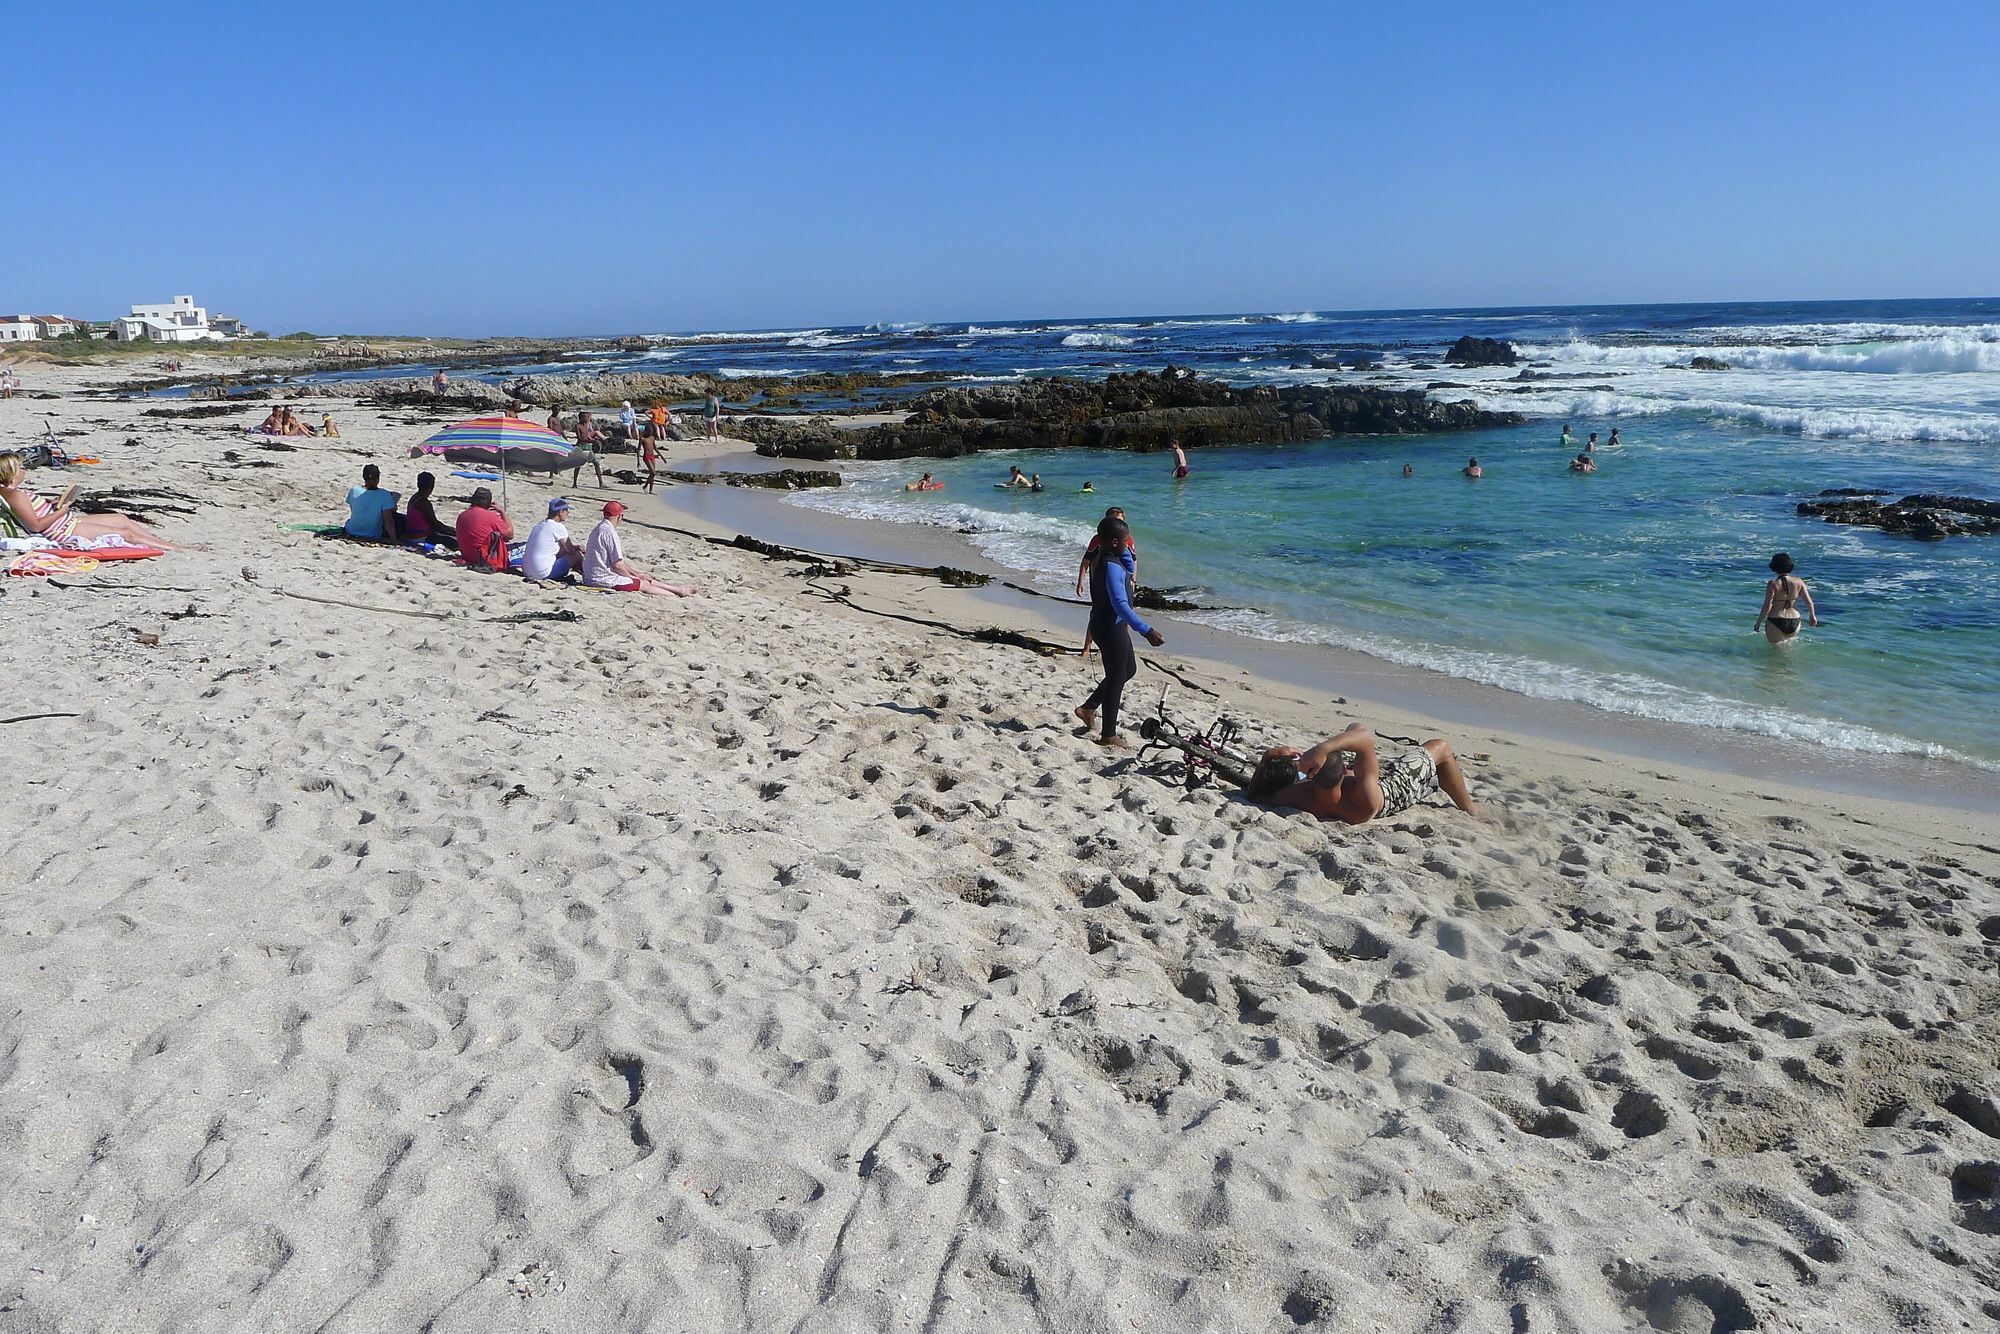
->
[520,496,582,581]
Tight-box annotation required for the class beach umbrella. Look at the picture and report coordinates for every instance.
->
[416,415,591,507]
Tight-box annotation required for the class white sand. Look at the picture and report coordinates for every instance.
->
[3,360,1998,1332]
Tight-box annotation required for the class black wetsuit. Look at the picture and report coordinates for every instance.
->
[1081,552,1152,738]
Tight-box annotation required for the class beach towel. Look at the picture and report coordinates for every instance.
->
[452,470,502,481]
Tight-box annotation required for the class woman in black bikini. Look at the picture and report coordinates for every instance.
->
[1754,552,1819,645]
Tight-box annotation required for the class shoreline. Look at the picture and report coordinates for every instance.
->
[7,361,2000,1329]
[654,441,2000,822]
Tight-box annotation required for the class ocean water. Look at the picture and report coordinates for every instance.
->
[283,298,2000,769]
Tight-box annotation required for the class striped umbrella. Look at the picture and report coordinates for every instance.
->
[417,415,588,507]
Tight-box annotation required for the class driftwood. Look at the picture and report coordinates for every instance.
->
[0,712,80,725]
[805,579,1073,657]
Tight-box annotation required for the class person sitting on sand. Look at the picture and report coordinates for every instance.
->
[455,487,514,571]
[904,472,945,492]
[321,414,339,438]
[522,497,583,581]
[583,500,697,597]
[1464,457,1482,478]
[618,400,638,443]
[648,401,669,446]
[0,451,198,550]
[1754,551,1819,644]
[255,406,285,434]
[280,407,314,437]
[1246,723,1481,823]
[1568,453,1596,473]
[401,471,454,548]
[344,463,401,541]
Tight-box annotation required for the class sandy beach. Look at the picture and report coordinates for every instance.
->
[4,360,1999,1331]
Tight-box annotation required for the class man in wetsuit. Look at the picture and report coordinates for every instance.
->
[1244,724,1481,823]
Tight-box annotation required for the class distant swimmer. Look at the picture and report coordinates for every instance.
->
[1080,481,1096,493]
[1560,424,1575,452]
[1755,551,1819,645]
[1607,427,1622,448]
[1029,473,1045,492]
[1402,463,1414,477]
[904,472,945,492]
[1586,432,1598,453]
[1000,465,1031,489]
[1171,440,1190,479]
[1568,453,1596,473]
[1464,457,1483,478]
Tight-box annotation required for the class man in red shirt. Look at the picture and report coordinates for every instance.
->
[454,487,514,571]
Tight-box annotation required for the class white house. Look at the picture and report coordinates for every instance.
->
[25,315,78,337]
[115,295,218,342]
[0,319,38,342]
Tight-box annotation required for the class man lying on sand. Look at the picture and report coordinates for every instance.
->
[1245,723,1481,823]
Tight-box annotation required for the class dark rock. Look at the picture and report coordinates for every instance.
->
[1132,587,1207,612]
[662,468,840,491]
[1687,356,1732,371]
[1442,336,1517,367]
[1798,493,2000,539]
[142,403,242,419]
[1816,487,1891,497]
[735,370,1521,462]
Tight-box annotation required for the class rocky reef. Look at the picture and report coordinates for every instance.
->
[1443,336,1518,367]
[732,368,1521,462]
[361,371,718,411]
[1798,490,2000,538]
[1687,356,1732,371]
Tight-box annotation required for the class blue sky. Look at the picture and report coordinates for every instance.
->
[9,1,1998,335]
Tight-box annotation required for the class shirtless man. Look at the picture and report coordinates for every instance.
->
[1244,723,1481,824]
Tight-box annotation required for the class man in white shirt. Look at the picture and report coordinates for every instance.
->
[583,501,698,597]
[520,496,581,580]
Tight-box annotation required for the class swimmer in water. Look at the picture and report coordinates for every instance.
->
[1607,428,1622,448]
[904,472,945,492]
[1560,424,1575,452]
[1464,457,1483,478]
[1080,481,1095,493]
[1029,473,1045,492]
[1754,552,1819,645]
[1003,465,1030,488]
[1402,463,1414,477]
[1586,432,1598,453]
[1568,452,1596,473]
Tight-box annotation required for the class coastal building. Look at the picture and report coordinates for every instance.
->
[19,315,79,337]
[210,315,246,337]
[114,295,218,343]
[0,318,39,342]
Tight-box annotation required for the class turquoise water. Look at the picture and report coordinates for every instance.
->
[794,417,2000,768]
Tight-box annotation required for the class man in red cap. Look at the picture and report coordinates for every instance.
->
[582,500,698,597]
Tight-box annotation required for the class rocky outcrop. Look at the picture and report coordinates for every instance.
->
[362,371,717,410]
[662,468,841,490]
[1798,491,2000,538]
[1443,336,1518,367]
[1687,356,1732,371]
[734,369,1520,462]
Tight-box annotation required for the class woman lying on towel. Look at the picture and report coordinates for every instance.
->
[0,451,199,550]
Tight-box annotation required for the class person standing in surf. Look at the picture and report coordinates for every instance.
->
[1074,515,1163,749]
[1754,552,1819,644]
[1171,440,1190,480]
[1560,424,1574,453]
